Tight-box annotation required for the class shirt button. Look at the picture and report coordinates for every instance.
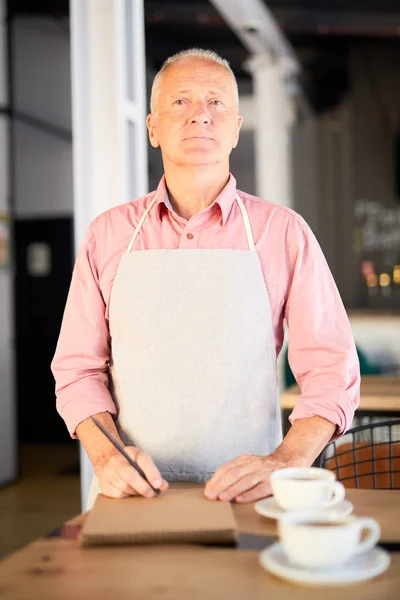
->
[186,233,194,240]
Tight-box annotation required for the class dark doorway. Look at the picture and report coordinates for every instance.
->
[14,217,74,443]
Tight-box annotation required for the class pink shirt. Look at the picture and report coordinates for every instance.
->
[52,174,360,439]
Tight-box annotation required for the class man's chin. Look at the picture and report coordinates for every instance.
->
[177,161,220,168]
[174,153,223,167]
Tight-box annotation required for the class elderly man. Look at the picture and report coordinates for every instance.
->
[52,48,360,508]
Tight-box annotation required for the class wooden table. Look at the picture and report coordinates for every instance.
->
[0,488,399,599]
[281,376,400,432]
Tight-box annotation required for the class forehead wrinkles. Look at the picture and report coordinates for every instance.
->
[160,63,236,99]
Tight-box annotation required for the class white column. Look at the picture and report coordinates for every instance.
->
[0,0,17,486]
[70,0,148,508]
[248,54,295,207]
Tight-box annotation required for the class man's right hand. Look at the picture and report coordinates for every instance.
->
[76,412,169,499]
[94,446,169,499]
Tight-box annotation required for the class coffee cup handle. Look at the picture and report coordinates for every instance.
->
[320,481,346,507]
[354,518,381,554]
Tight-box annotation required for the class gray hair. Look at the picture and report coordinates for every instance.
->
[150,48,239,114]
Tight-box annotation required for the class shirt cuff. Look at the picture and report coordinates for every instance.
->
[58,397,118,439]
[288,387,357,443]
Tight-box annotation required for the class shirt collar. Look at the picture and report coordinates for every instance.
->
[155,174,237,226]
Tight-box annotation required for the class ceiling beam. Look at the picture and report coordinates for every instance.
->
[208,0,299,72]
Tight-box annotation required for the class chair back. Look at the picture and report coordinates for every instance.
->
[320,420,400,489]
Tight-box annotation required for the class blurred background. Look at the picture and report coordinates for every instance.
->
[0,0,399,557]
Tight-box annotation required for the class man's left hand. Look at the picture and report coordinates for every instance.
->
[204,453,293,503]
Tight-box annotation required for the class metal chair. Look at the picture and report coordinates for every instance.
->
[319,419,400,489]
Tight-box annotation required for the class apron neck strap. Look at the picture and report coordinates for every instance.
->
[126,192,256,253]
[126,196,158,254]
[235,193,256,251]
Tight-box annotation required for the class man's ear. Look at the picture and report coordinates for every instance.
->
[232,114,243,149]
[146,114,160,148]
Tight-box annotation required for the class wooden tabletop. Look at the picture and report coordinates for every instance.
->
[280,375,400,411]
[0,488,399,599]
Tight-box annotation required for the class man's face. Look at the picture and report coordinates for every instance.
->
[147,59,243,168]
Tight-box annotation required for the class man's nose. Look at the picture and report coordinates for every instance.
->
[190,103,211,124]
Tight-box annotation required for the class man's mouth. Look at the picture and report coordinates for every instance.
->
[183,136,214,141]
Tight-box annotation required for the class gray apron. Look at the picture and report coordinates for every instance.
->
[86,193,281,509]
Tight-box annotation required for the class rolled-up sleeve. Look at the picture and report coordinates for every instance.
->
[285,218,360,439]
[51,224,117,438]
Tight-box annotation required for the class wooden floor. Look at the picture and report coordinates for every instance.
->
[0,444,81,559]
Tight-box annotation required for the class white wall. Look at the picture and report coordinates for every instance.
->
[14,19,71,131]
[13,17,73,218]
[14,123,73,218]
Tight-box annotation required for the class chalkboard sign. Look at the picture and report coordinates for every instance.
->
[353,199,400,309]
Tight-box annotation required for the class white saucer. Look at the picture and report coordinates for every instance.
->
[255,497,353,520]
[259,543,391,586]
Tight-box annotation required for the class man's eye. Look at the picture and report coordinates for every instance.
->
[174,99,185,105]
[211,100,223,106]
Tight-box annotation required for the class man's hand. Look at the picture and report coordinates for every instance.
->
[204,453,292,503]
[204,416,337,503]
[76,412,169,500]
[94,446,169,499]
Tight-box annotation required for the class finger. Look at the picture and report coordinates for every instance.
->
[218,472,264,502]
[235,481,272,504]
[205,464,253,500]
[98,461,138,497]
[121,447,168,491]
[159,479,169,491]
[205,456,246,492]
[116,462,157,498]
[134,449,168,490]
[111,448,162,498]
[99,480,131,499]
[101,456,145,497]
[108,468,143,496]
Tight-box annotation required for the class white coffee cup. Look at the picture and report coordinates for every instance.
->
[278,510,381,569]
[270,467,345,511]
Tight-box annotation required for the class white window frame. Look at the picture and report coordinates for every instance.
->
[115,0,149,204]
